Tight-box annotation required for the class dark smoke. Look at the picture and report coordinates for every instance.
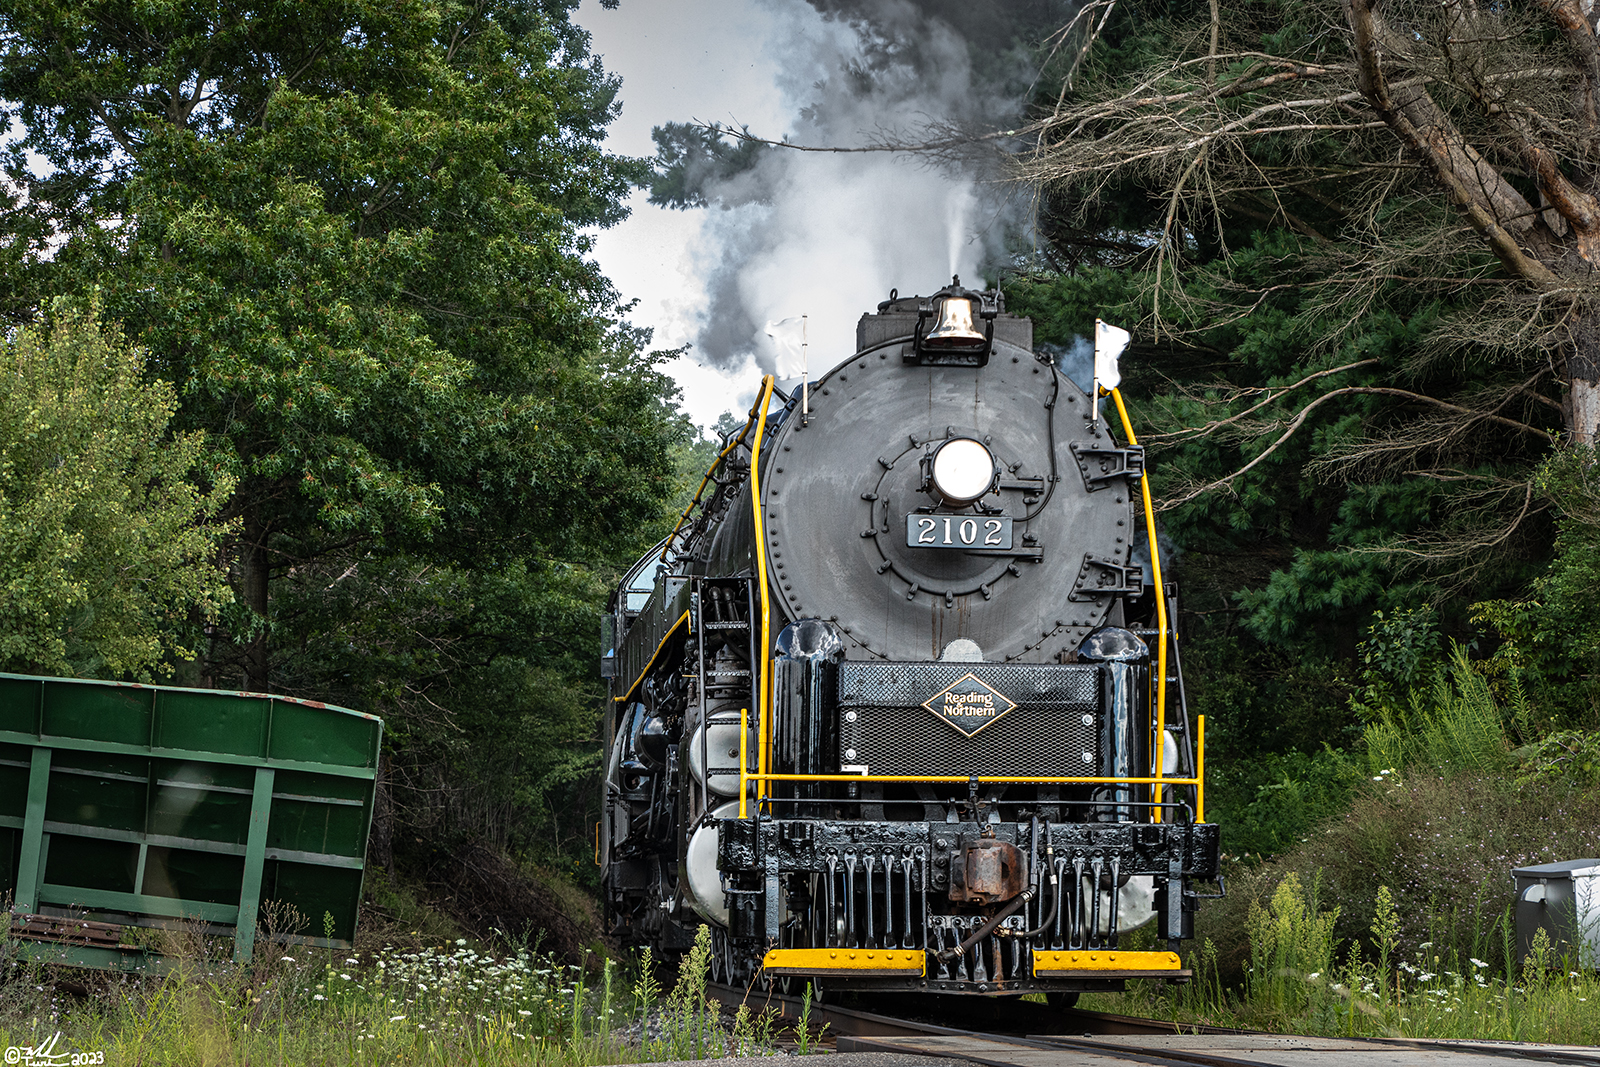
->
[651,0,1077,374]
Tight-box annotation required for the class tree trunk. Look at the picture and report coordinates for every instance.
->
[239,508,271,692]
[1569,314,1600,446]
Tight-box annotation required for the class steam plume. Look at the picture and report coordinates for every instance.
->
[682,0,1066,375]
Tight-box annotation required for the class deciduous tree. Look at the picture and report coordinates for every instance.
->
[0,0,678,691]
[0,301,234,678]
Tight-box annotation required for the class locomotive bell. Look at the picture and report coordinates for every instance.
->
[923,295,986,348]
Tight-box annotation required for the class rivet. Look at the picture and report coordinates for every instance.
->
[849,952,857,960]
[1090,954,1098,962]
[829,952,838,959]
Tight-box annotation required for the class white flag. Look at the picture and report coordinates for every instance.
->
[765,316,807,379]
[1092,319,1131,424]
[1094,319,1130,390]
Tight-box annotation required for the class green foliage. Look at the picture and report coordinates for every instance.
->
[1359,645,1517,779]
[1350,606,1444,721]
[658,925,727,1062]
[1104,866,1600,1040]
[1370,884,1399,1003]
[1177,631,1358,857]
[649,123,770,210]
[0,933,749,1066]
[1210,748,1355,859]
[0,0,693,864]
[1007,0,1564,872]
[1245,872,1340,1018]
[1513,730,1600,789]
[0,0,679,577]
[1474,446,1600,726]
[268,549,621,862]
[0,300,234,678]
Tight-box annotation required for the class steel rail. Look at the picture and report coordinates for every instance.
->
[705,984,1600,1066]
[703,982,1248,1040]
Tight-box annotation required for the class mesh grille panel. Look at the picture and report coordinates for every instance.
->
[836,662,1099,777]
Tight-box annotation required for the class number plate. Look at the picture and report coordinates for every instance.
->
[905,513,1013,550]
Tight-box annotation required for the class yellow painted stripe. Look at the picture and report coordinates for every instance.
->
[612,611,691,705]
[1032,949,1182,975]
[762,947,926,976]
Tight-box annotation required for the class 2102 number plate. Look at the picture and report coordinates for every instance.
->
[905,513,1013,550]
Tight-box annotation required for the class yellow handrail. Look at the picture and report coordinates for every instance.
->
[744,772,1201,787]
[1109,387,1168,824]
[659,387,773,565]
[747,376,777,811]
[611,610,691,705]
[1197,714,1206,822]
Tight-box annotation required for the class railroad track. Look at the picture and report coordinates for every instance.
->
[704,982,1247,1040]
[704,983,1600,1066]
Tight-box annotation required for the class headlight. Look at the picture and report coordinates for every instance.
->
[930,438,997,505]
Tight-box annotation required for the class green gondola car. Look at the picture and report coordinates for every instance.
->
[0,674,382,971]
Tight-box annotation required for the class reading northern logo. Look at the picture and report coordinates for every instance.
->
[922,674,1016,738]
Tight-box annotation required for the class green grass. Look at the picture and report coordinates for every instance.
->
[1086,874,1600,1043]
[0,925,800,1066]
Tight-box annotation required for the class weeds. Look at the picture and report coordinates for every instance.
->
[0,923,808,1066]
[791,983,827,1055]
[1100,872,1600,1044]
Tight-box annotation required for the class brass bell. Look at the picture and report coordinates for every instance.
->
[922,296,986,348]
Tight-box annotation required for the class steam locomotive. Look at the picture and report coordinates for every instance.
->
[599,280,1219,1001]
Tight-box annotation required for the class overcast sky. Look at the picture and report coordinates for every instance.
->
[573,0,1009,433]
[575,0,789,431]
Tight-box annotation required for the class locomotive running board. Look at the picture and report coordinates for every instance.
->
[762,947,927,977]
[1031,948,1190,979]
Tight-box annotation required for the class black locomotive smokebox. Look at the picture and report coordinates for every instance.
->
[758,332,1138,664]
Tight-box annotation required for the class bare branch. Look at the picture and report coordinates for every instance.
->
[1158,383,1554,510]
[1143,359,1379,444]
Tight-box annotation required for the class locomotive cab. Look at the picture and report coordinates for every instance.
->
[601,281,1220,1000]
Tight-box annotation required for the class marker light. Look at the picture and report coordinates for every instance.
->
[930,438,997,505]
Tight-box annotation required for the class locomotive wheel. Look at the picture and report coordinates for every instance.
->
[1045,991,1080,1011]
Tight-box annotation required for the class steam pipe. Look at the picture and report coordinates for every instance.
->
[1007,824,1058,940]
[937,886,1034,961]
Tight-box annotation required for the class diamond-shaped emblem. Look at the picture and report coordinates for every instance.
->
[922,673,1017,738]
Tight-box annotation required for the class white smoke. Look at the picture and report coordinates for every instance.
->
[691,0,1029,376]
